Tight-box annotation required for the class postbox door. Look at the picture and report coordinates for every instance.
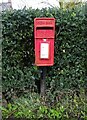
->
[35,38,54,66]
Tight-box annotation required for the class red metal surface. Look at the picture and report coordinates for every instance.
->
[34,18,55,66]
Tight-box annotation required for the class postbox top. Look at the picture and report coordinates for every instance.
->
[34,18,55,27]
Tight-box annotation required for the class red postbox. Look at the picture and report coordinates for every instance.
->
[34,18,55,66]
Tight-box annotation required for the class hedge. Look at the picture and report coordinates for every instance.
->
[2,5,87,100]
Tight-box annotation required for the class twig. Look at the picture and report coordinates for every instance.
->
[7,109,17,118]
[41,1,54,8]
[56,26,61,38]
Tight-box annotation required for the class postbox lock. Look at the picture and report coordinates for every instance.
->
[43,38,46,42]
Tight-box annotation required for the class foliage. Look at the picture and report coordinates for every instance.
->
[1,91,87,119]
[1,92,65,119]
[59,0,84,9]
[2,4,87,101]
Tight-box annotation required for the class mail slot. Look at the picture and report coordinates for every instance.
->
[34,18,55,66]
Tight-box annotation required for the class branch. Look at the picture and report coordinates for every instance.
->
[56,26,62,38]
[7,109,17,118]
[41,1,55,8]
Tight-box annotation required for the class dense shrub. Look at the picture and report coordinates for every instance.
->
[1,91,87,119]
[2,5,87,99]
